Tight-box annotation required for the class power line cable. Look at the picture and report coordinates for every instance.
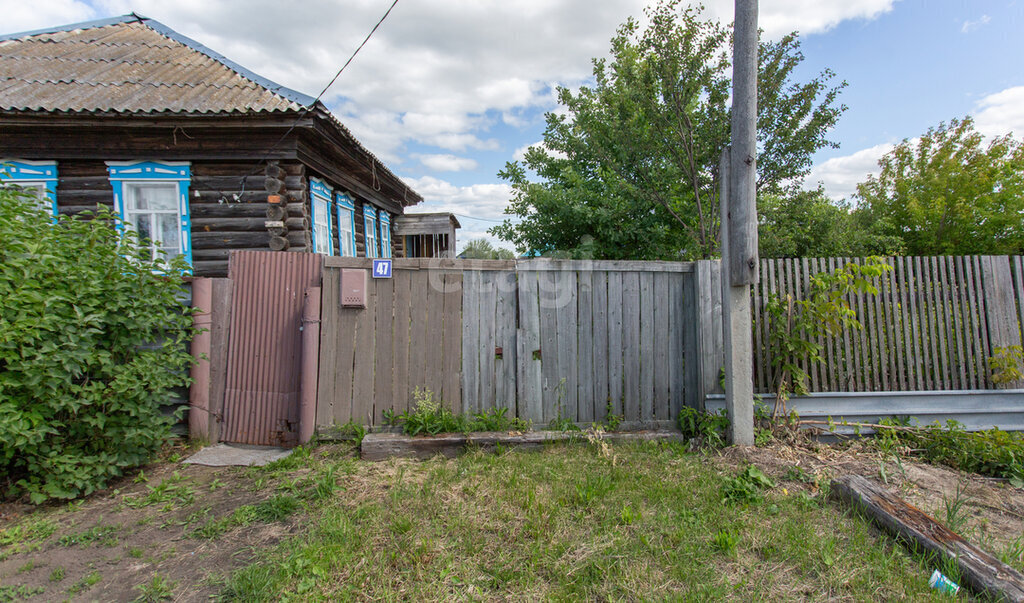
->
[239,0,400,192]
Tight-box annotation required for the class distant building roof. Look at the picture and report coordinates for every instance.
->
[0,13,423,205]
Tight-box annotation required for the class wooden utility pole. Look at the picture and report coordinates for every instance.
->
[721,0,758,445]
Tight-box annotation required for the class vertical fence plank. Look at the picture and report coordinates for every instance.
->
[639,272,655,421]
[577,269,595,423]
[956,256,978,389]
[350,278,377,426]
[972,256,993,388]
[390,269,412,415]
[653,272,671,421]
[870,258,888,390]
[552,270,578,420]
[499,271,520,411]
[373,276,394,424]
[441,271,463,412]
[461,270,480,414]
[669,272,685,418]
[622,271,641,420]
[913,256,932,390]
[607,271,625,418]
[477,272,498,412]
[931,256,951,390]
[516,270,543,423]
[424,271,446,406]
[316,270,340,427]
[884,258,903,391]
[766,258,779,392]
[593,271,610,421]
[539,270,560,421]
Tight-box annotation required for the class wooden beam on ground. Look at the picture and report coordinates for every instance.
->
[359,430,685,462]
[832,475,1024,602]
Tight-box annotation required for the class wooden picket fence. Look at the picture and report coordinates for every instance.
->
[745,256,1024,394]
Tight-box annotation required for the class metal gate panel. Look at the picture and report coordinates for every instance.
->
[221,250,322,446]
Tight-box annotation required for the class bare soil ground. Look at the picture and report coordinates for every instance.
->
[0,444,356,602]
[1,438,1022,601]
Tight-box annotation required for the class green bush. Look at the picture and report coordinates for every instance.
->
[0,187,195,503]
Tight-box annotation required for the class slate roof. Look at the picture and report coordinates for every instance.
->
[0,14,422,205]
[0,14,316,114]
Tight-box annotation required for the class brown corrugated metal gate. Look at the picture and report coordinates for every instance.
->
[219,250,322,446]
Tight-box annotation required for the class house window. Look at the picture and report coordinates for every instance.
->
[309,178,334,255]
[379,211,392,258]
[0,159,57,216]
[363,205,378,258]
[336,192,356,257]
[106,161,192,268]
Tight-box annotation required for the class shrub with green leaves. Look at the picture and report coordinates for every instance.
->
[0,186,195,503]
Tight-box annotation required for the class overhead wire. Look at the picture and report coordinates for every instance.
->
[238,0,401,195]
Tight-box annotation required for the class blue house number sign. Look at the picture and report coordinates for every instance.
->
[372,259,392,279]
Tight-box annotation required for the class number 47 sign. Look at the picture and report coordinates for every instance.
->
[372,259,392,279]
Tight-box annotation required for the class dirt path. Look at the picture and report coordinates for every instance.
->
[0,444,355,602]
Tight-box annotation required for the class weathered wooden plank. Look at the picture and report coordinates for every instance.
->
[424,270,446,407]
[833,475,1024,602]
[206,278,233,444]
[622,271,642,421]
[904,257,922,390]
[708,261,724,395]
[461,270,480,414]
[577,270,595,423]
[653,272,671,421]
[917,256,933,390]
[409,269,431,405]
[939,257,962,390]
[494,271,518,411]
[766,259,780,392]
[956,256,979,390]
[884,258,905,391]
[516,270,543,423]
[538,270,561,422]
[971,256,993,388]
[391,269,412,416]
[607,271,625,417]
[639,272,655,420]
[441,271,463,411]
[669,272,685,418]
[931,257,951,390]
[350,277,377,427]
[822,258,840,391]
[316,271,339,428]
[800,258,821,392]
[592,271,610,421]
[983,256,1023,352]
[853,259,874,391]
[477,271,498,413]
[373,275,395,425]
[752,260,766,392]
[870,258,888,390]
[554,270,579,420]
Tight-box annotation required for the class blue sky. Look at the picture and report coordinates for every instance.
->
[2,0,1023,251]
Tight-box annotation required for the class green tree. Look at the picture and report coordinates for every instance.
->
[0,186,195,503]
[759,187,902,258]
[459,238,516,259]
[855,116,1024,255]
[492,0,846,260]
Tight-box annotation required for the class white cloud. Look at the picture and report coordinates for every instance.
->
[0,0,896,162]
[402,175,513,220]
[961,15,991,34]
[0,0,94,33]
[414,154,478,172]
[805,142,894,200]
[973,86,1024,138]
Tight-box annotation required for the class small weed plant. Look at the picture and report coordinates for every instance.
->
[389,388,530,436]
[721,465,775,505]
[989,345,1024,386]
[133,573,176,602]
[678,407,729,447]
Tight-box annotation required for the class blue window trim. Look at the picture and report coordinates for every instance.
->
[309,177,335,256]
[0,159,58,217]
[379,211,392,259]
[106,160,192,270]
[335,192,357,257]
[363,205,378,258]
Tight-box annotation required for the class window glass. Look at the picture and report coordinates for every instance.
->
[125,182,181,262]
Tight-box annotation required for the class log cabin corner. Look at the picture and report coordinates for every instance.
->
[0,13,455,276]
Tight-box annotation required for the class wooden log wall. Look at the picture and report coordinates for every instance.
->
[54,160,311,277]
[749,256,1024,394]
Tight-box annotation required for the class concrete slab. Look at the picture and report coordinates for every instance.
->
[183,443,293,467]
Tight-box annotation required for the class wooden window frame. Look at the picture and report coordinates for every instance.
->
[1,159,58,217]
[106,160,192,270]
[335,192,357,257]
[309,177,335,256]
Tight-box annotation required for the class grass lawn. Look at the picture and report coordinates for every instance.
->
[220,439,949,601]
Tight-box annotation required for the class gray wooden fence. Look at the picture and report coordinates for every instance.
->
[693,255,1024,402]
[317,258,696,429]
